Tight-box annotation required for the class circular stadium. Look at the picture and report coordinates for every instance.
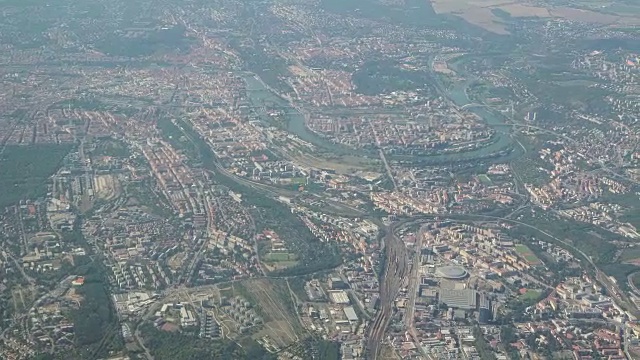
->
[435,265,468,280]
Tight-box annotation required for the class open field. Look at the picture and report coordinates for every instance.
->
[93,175,121,200]
[620,247,640,264]
[237,279,301,348]
[263,261,299,271]
[550,7,618,24]
[29,232,57,245]
[167,252,186,270]
[264,252,298,261]
[515,244,542,265]
[91,138,130,158]
[499,3,550,17]
[520,289,541,301]
[262,251,300,271]
[292,152,379,175]
[429,0,640,34]
[10,285,38,315]
[261,253,299,271]
[477,174,493,186]
[459,8,510,35]
[632,272,640,289]
[379,342,402,360]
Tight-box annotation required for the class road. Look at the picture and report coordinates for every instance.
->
[504,123,640,186]
[624,323,632,360]
[5,251,35,285]
[379,149,397,191]
[78,139,94,213]
[407,213,640,317]
[404,226,424,330]
[134,325,154,360]
[629,272,640,296]
[175,115,365,218]
[404,225,431,359]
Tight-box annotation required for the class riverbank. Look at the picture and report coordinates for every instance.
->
[241,60,522,165]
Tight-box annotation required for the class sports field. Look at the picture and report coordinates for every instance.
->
[478,174,493,186]
[515,244,542,265]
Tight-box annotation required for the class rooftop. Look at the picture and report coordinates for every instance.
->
[435,265,468,280]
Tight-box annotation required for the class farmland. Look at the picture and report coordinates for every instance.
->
[429,0,640,34]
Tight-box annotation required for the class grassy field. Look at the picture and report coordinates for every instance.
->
[289,177,307,185]
[264,253,297,261]
[620,247,640,263]
[91,138,130,158]
[239,279,302,348]
[263,252,300,271]
[632,272,640,289]
[292,152,379,175]
[477,174,493,186]
[0,144,73,208]
[379,343,402,360]
[515,244,542,265]
[519,289,541,302]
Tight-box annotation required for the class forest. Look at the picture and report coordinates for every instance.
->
[72,260,123,358]
[140,323,275,360]
[0,143,73,208]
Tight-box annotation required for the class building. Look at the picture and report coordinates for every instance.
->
[343,306,358,324]
[329,277,348,289]
[435,265,469,280]
[439,289,478,310]
[180,307,197,327]
[329,290,351,305]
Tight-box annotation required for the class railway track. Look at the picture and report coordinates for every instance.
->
[366,225,410,359]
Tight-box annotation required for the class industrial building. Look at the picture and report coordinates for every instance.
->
[439,289,477,310]
[329,290,351,304]
[343,306,359,324]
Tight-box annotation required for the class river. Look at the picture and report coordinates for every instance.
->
[242,68,522,164]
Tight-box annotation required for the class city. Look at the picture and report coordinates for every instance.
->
[0,0,639,359]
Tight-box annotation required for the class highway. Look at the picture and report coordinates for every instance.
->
[366,224,410,359]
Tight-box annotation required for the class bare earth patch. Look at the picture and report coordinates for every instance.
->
[499,3,551,17]
[242,279,300,347]
[550,7,619,24]
[624,259,640,266]
[457,8,510,35]
[430,0,640,34]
